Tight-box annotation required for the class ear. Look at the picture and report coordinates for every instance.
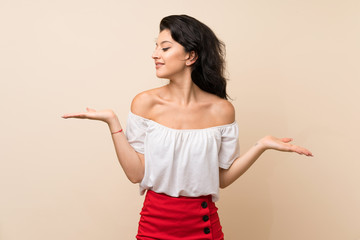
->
[186,51,198,66]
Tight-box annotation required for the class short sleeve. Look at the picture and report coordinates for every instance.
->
[218,122,240,169]
[125,112,148,154]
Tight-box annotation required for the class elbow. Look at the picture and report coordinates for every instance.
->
[219,168,229,189]
[127,172,144,184]
[219,181,229,189]
[128,176,142,184]
[125,163,144,184]
[219,176,229,189]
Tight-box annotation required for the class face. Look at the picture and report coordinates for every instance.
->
[152,29,191,79]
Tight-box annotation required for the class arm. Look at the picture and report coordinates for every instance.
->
[62,108,144,183]
[219,136,313,188]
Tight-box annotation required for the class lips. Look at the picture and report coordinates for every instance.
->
[155,62,164,69]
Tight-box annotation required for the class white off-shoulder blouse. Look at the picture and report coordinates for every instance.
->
[125,111,240,202]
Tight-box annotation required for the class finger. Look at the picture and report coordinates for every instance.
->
[290,145,313,157]
[62,113,76,118]
[61,112,87,119]
[303,149,313,157]
[86,107,96,112]
[299,147,313,157]
[281,138,293,143]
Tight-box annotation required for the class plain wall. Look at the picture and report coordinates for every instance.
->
[1,0,359,239]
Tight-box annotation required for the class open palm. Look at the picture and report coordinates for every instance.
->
[62,107,116,123]
[259,136,313,156]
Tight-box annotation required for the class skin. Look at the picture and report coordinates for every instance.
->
[62,29,313,186]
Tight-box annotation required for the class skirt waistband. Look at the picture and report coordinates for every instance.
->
[146,190,213,201]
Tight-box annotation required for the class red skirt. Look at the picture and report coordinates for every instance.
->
[136,190,224,240]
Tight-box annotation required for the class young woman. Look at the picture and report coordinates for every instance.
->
[62,15,312,240]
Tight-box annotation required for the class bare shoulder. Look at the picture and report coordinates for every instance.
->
[209,97,236,125]
[130,87,163,118]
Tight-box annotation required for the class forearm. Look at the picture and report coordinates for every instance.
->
[219,142,266,188]
[107,116,144,183]
[219,135,313,188]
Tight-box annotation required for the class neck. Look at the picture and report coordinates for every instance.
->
[166,73,201,106]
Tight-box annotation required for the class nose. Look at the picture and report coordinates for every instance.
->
[152,48,160,59]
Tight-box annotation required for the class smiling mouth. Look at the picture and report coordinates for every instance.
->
[155,63,164,69]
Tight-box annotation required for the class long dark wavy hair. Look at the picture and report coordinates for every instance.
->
[160,15,229,100]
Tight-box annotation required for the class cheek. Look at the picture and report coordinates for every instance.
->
[167,61,186,74]
[166,53,187,68]
[164,48,187,61]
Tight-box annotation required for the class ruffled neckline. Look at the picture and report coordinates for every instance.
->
[129,111,237,132]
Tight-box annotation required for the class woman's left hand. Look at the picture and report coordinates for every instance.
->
[258,136,313,157]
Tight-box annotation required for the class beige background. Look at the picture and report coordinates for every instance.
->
[0,0,359,239]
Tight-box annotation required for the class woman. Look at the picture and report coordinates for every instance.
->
[62,15,312,240]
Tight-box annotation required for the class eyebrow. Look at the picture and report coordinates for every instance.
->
[155,40,173,46]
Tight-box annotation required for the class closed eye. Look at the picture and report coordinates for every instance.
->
[162,47,170,52]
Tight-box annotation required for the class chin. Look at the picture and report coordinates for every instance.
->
[155,72,169,79]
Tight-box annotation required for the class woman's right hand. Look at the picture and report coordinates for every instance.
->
[62,108,143,183]
[62,107,117,124]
